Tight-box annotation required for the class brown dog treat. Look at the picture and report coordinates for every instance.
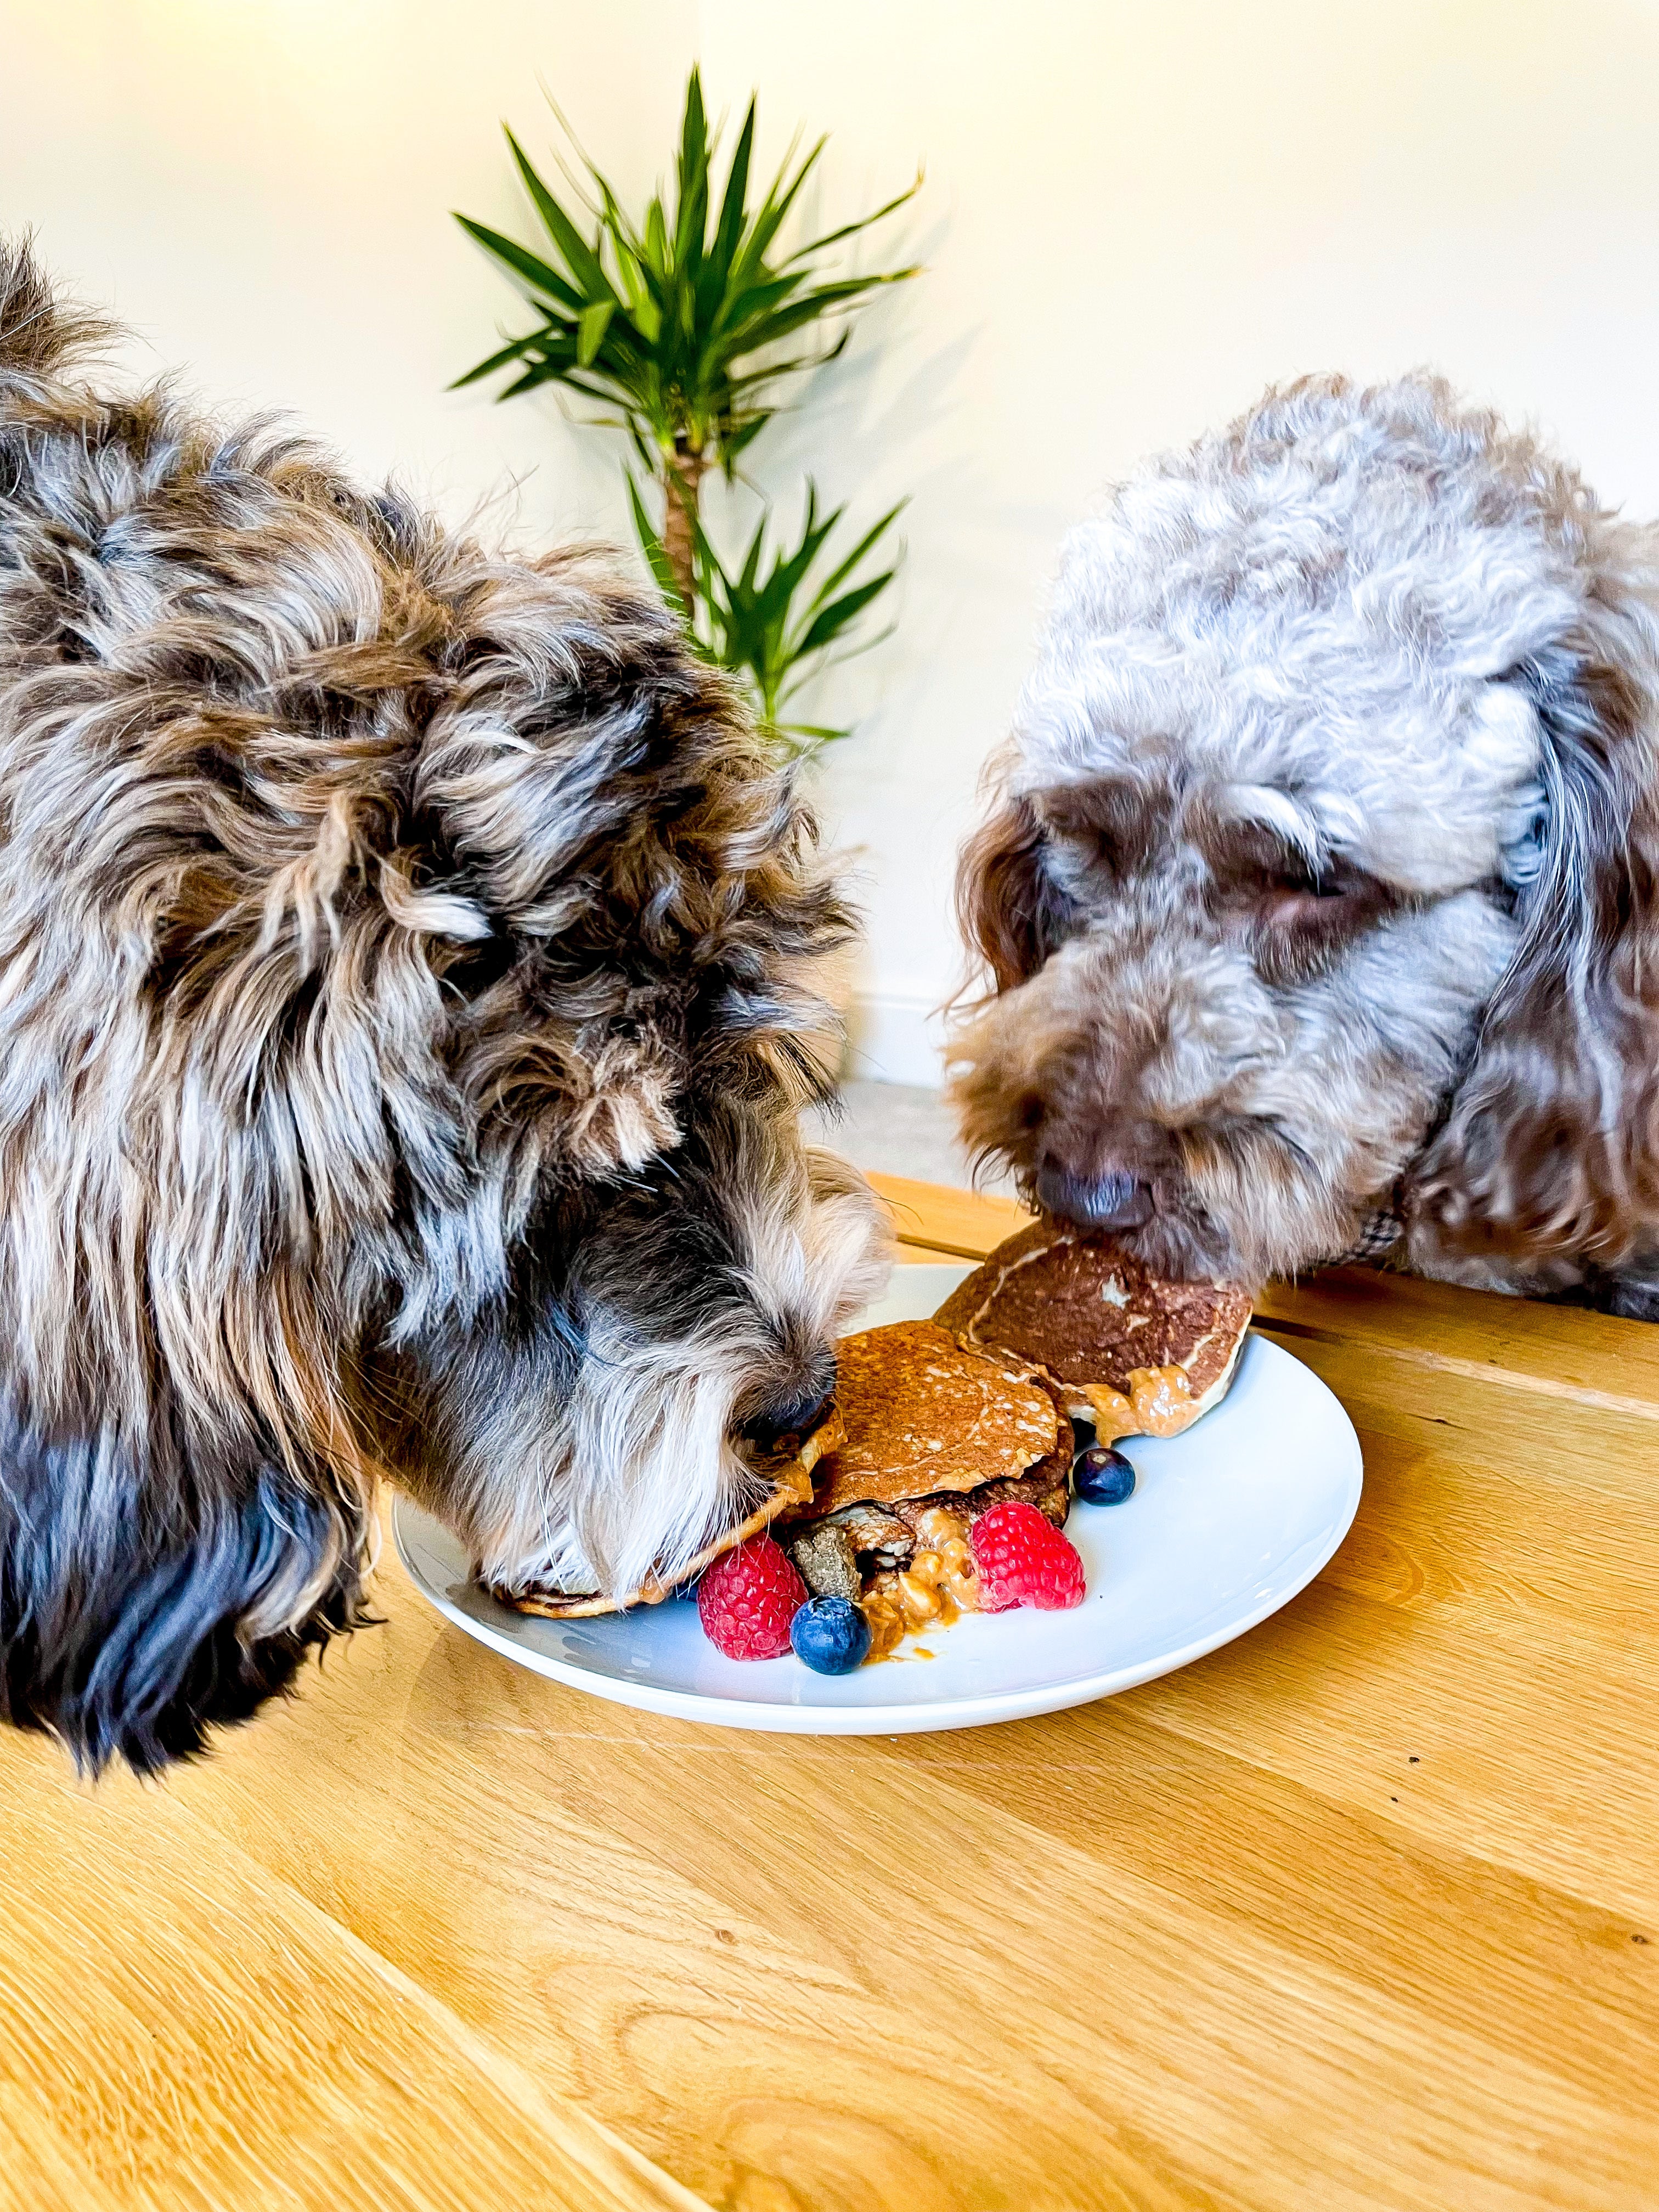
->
[802,1320,1060,1518]
[788,1521,865,1603]
[494,1407,845,1619]
[814,1500,917,1563]
[934,1222,1251,1441]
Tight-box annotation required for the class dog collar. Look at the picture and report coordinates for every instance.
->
[1323,1037,1480,1270]
[1328,1198,1406,1267]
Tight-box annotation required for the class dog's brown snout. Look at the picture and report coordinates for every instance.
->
[1036,1160,1154,1231]
[740,1372,836,1452]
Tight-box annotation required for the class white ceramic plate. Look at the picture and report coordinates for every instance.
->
[393,1262,1362,1735]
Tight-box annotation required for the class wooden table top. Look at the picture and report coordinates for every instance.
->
[4,1170,1657,2212]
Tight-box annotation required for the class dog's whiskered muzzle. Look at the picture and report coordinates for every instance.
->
[738,1376,836,1453]
[740,1394,831,1453]
[1036,1161,1155,1231]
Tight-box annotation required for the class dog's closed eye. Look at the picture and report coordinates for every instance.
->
[1039,780,1157,885]
[1248,856,1400,982]
[1200,828,1398,981]
[1260,850,1359,915]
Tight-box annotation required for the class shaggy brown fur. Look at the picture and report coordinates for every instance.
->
[0,242,885,1771]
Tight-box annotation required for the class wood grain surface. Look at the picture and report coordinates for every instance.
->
[3,1171,1656,2211]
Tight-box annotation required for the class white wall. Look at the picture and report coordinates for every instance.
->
[0,0,694,536]
[7,2,1659,1087]
[698,0,1659,1079]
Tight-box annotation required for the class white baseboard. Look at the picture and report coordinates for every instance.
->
[840,989,947,1090]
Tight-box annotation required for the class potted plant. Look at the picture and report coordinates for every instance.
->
[453,67,920,755]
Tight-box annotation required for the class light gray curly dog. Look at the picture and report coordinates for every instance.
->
[952,373,1659,1314]
[0,244,885,1771]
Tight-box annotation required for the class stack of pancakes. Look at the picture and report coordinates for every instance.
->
[782,1225,1252,1609]
[778,1320,1074,1605]
[498,1222,1252,1627]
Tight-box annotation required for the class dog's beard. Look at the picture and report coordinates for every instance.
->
[1146,1120,1381,1282]
[950,901,1514,1285]
[396,1134,890,1601]
[473,1316,759,1597]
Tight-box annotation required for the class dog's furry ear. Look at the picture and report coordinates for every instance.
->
[458,1017,686,1180]
[0,1417,368,1774]
[1410,644,1659,1272]
[957,787,1074,994]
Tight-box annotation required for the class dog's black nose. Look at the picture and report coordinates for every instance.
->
[741,1382,834,1453]
[1036,1162,1155,1231]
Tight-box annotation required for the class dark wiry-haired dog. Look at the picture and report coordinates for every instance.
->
[0,245,885,1772]
[952,373,1659,1316]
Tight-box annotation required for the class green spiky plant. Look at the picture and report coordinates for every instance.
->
[454,67,919,751]
[628,478,905,753]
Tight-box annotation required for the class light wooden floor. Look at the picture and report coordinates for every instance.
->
[3,1174,1657,2211]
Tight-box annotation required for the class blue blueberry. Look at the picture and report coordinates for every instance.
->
[790,1594,872,1674]
[1073,1443,1136,1505]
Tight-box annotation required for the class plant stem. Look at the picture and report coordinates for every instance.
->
[662,439,707,614]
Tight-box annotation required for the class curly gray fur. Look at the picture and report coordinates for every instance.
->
[952,371,1659,1314]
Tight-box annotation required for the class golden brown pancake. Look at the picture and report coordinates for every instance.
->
[781,1322,1074,1613]
[800,1319,1061,1516]
[495,1407,845,1620]
[933,1221,1252,1442]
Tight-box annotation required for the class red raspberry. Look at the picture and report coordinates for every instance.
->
[970,1501,1086,1612]
[697,1535,806,1660]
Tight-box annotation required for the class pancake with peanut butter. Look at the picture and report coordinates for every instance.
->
[933,1221,1252,1443]
[495,1407,844,1620]
[798,1320,1064,1518]
[781,1319,1074,1637]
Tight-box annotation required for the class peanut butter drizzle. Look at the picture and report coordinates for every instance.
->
[862,1530,981,1661]
[1084,1362,1195,1442]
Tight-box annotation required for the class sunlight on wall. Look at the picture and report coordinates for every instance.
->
[699,0,1659,1077]
[5,2,1659,1082]
[2,0,693,538]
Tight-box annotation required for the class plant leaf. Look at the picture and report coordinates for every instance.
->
[710,269,807,345]
[782,170,926,263]
[806,498,907,607]
[730,133,826,291]
[454,214,584,308]
[577,299,615,366]
[645,194,670,276]
[504,126,617,302]
[795,571,895,656]
[732,273,915,356]
[711,96,756,283]
[673,67,710,268]
[447,327,548,391]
